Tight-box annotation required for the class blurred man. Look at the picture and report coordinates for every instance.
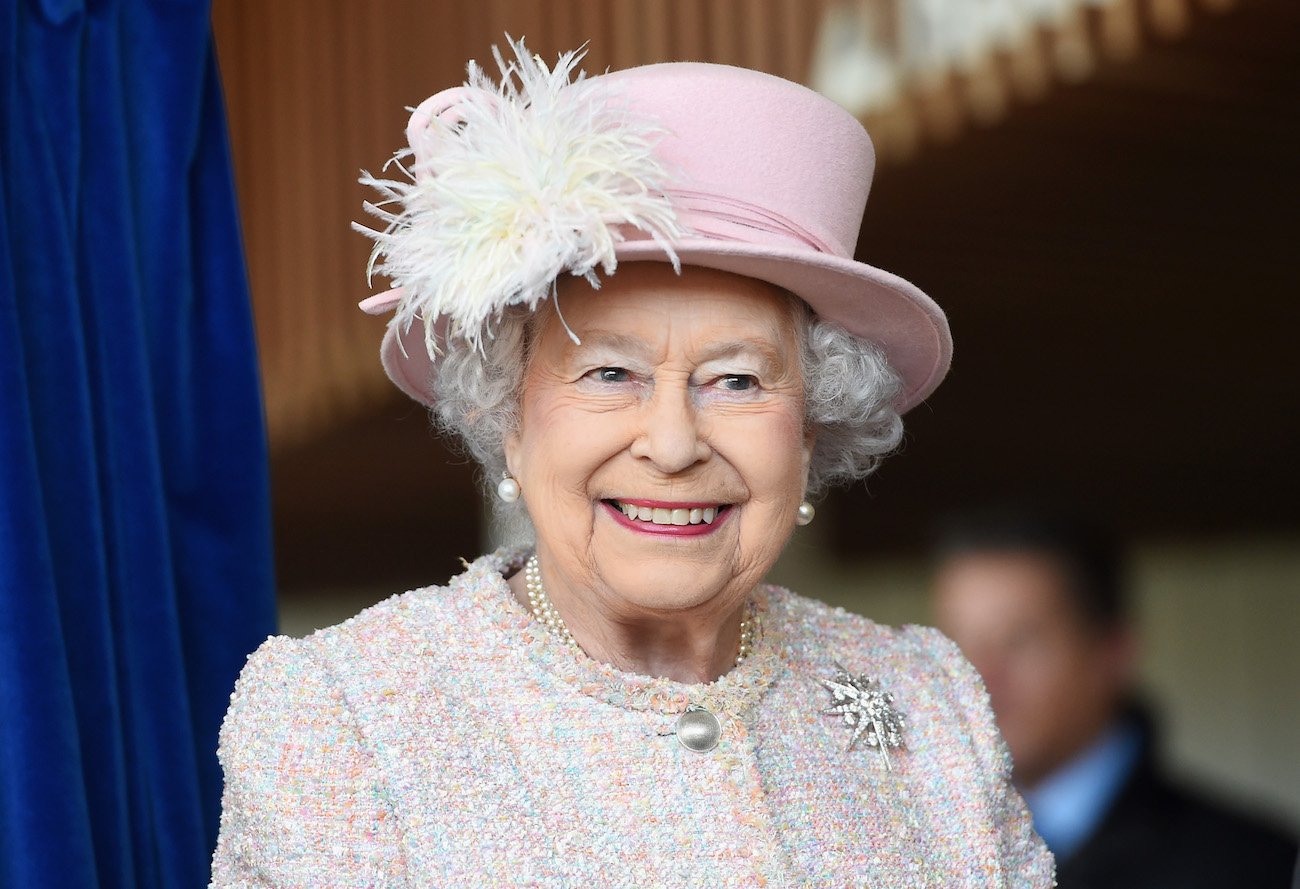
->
[930,507,1296,888]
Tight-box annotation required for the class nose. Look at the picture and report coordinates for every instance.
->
[629,381,711,474]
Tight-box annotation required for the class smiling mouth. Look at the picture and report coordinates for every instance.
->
[603,499,731,527]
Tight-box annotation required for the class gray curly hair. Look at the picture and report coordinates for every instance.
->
[431,293,903,534]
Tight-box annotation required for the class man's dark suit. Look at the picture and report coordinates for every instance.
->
[1056,725,1297,889]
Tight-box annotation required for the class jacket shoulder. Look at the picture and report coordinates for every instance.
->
[210,634,408,885]
[777,592,982,691]
[299,550,515,659]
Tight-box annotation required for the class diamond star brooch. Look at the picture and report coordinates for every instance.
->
[820,663,906,770]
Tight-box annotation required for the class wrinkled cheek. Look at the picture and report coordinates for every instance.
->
[734,493,802,567]
[767,434,814,502]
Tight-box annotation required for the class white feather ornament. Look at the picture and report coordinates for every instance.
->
[355,37,686,357]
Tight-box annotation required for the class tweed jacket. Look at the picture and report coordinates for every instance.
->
[209,551,1054,887]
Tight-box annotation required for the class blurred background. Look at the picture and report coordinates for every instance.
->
[213,0,1299,829]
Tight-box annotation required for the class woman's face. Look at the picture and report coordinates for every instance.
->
[505,263,812,620]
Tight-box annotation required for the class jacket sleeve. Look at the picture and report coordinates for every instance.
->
[208,635,407,888]
[910,626,1057,888]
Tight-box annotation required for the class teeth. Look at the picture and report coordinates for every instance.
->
[614,501,723,526]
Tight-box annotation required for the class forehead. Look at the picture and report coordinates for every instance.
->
[936,552,1081,627]
[538,264,801,356]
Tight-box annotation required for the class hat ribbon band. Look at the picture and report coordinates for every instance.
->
[663,188,837,255]
[359,189,836,316]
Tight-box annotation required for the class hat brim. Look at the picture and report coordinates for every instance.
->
[379,240,951,414]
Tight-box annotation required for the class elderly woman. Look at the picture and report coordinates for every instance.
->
[210,41,1053,886]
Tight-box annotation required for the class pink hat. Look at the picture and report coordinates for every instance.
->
[358,43,951,413]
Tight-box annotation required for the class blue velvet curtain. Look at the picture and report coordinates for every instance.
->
[0,1,276,886]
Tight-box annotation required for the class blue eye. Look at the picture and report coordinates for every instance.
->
[718,374,756,391]
[593,367,630,383]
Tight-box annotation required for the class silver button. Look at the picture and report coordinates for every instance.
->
[676,705,721,752]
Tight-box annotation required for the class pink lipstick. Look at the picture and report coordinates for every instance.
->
[601,499,731,537]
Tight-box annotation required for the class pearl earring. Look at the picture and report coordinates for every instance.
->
[795,501,815,526]
[496,473,520,503]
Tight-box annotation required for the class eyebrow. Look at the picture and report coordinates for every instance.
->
[572,331,657,362]
[695,339,786,374]
[575,332,785,368]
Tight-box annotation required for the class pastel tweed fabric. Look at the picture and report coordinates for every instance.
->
[209,551,1054,887]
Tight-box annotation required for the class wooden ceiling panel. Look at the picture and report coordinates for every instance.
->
[827,0,1300,553]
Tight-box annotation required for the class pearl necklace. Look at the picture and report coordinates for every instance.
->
[523,554,756,666]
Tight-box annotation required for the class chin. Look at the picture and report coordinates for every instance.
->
[603,561,738,613]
